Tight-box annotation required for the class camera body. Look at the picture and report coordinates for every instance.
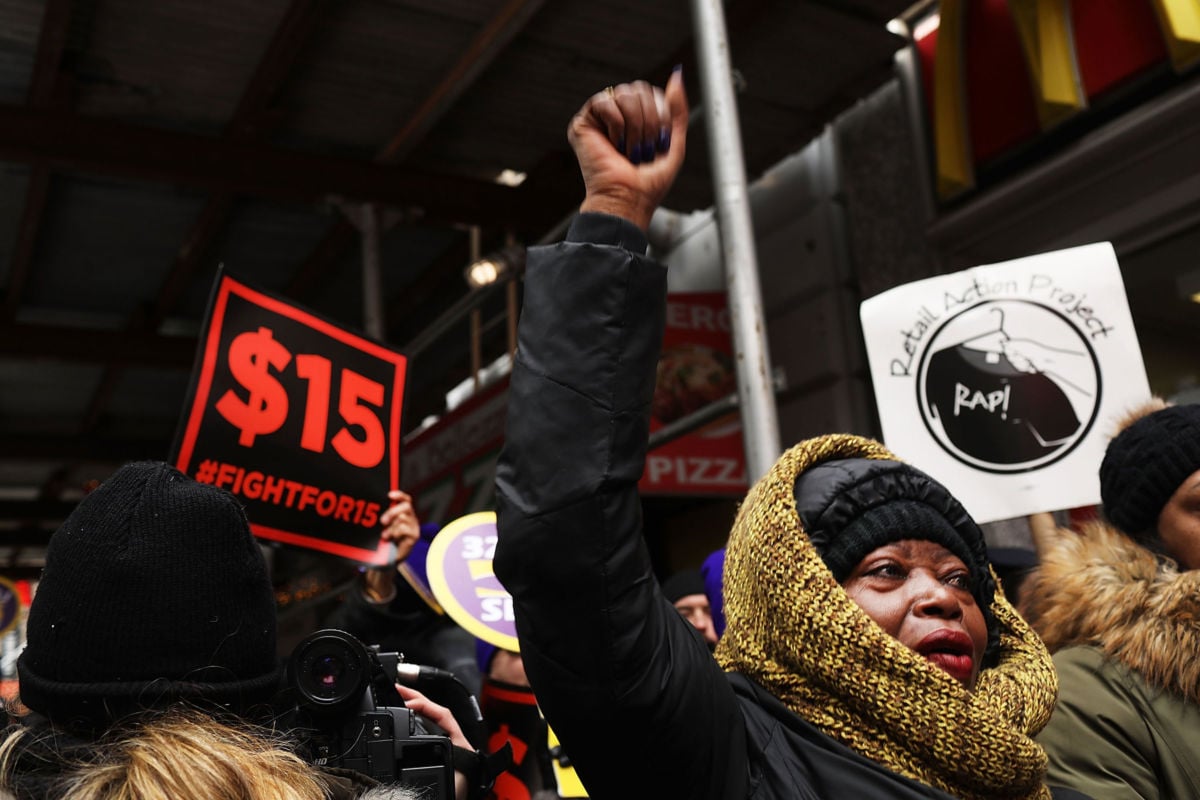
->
[286,629,454,795]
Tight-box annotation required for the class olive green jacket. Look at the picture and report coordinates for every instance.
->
[1024,521,1200,799]
[1039,646,1200,799]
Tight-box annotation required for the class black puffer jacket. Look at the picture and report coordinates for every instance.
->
[493,214,969,800]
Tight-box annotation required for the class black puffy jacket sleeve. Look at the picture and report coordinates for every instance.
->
[494,213,746,800]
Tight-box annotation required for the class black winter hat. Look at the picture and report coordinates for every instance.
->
[661,570,706,605]
[17,461,281,728]
[1100,403,1200,537]
[815,500,976,584]
[794,458,999,660]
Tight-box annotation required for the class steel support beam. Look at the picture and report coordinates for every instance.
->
[78,0,331,436]
[282,0,548,303]
[0,105,525,225]
[0,323,195,367]
[3,0,74,323]
[377,0,547,163]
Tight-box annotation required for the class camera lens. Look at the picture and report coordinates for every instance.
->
[287,629,372,714]
[312,655,345,689]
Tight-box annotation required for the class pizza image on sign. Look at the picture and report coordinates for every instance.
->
[641,292,747,497]
[653,343,736,424]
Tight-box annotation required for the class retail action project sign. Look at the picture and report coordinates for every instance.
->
[172,270,407,564]
[860,242,1150,523]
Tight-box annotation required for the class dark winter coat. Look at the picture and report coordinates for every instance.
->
[494,214,1081,800]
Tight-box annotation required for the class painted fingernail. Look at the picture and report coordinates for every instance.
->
[672,63,683,74]
[629,142,642,165]
[642,140,656,163]
[617,135,625,154]
[657,127,671,153]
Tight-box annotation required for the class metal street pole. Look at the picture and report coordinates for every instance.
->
[361,203,384,339]
[689,0,782,480]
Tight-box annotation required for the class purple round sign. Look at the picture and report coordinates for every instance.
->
[426,512,518,651]
[0,578,19,637]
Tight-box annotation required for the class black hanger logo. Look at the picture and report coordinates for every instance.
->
[914,300,1102,474]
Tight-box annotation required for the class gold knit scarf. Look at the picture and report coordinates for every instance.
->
[715,434,1056,800]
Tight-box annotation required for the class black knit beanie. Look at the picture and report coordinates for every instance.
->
[794,458,999,660]
[1100,403,1200,538]
[661,570,706,604]
[17,461,282,729]
[816,500,977,585]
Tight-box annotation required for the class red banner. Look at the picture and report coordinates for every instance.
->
[172,270,407,564]
[639,292,747,496]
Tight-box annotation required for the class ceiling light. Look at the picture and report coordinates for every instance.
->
[1176,268,1200,302]
[465,258,502,288]
[495,169,527,187]
[464,245,528,290]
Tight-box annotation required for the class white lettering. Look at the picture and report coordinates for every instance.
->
[953,382,1011,418]
[647,455,673,483]
[664,302,731,332]
[646,456,745,486]
[461,534,498,560]
[480,596,515,623]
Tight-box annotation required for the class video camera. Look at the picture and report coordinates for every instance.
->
[284,628,454,796]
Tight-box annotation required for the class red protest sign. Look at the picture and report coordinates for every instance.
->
[639,292,747,496]
[172,271,406,564]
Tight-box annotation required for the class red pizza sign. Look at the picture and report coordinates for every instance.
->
[640,292,747,495]
[173,270,406,564]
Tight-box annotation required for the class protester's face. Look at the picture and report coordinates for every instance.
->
[842,539,987,689]
[1157,468,1200,570]
[488,649,529,687]
[673,593,718,646]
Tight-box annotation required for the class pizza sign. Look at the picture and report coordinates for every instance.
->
[641,293,747,496]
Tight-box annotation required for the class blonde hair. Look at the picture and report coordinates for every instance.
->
[0,706,328,800]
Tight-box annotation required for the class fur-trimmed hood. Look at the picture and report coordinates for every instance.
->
[1023,519,1200,705]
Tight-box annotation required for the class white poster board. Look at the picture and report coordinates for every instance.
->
[860,242,1151,523]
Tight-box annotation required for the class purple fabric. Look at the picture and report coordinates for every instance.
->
[420,521,442,542]
[393,522,440,585]
[700,548,726,637]
[404,537,431,582]
[477,637,499,674]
